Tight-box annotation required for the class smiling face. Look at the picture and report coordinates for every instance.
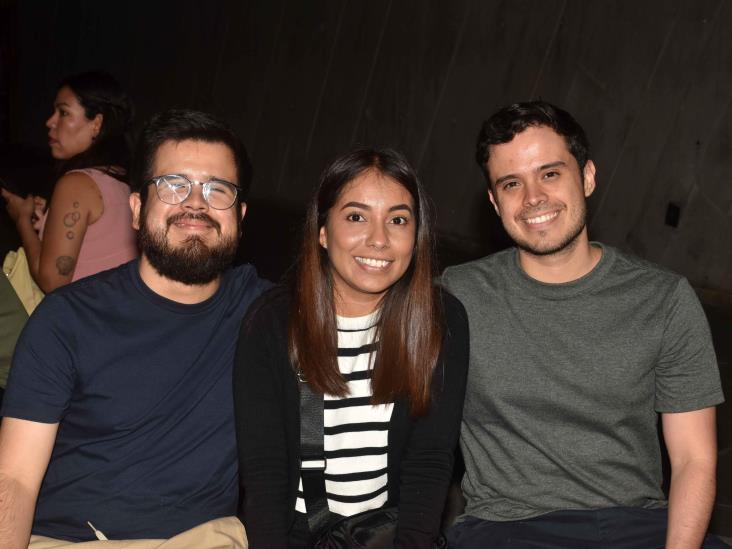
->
[319,169,416,317]
[46,86,102,160]
[130,139,246,285]
[487,125,596,258]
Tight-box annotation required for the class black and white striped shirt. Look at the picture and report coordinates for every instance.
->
[296,310,393,517]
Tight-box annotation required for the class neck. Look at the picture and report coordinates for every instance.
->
[518,232,602,284]
[334,293,381,318]
[138,255,221,304]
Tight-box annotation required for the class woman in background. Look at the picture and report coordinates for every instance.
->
[235,147,469,548]
[1,71,137,292]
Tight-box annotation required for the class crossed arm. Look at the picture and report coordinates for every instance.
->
[662,406,718,549]
[0,418,58,549]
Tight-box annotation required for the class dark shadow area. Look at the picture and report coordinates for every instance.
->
[436,194,514,272]
[704,300,732,538]
[0,144,54,257]
[235,199,304,284]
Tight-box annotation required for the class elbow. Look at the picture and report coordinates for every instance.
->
[36,262,76,293]
[35,273,68,294]
[36,280,56,294]
[669,453,718,494]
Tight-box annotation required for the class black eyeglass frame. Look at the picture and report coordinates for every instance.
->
[147,174,241,210]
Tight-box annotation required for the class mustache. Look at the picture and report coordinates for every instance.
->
[166,212,221,232]
[519,205,558,218]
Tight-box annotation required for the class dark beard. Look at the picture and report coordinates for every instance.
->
[137,212,238,285]
[516,219,586,257]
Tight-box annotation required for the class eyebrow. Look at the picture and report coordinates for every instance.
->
[54,101,70,108]
[340,201,413,214]
[493,161,567,187]
[158,173,238,186]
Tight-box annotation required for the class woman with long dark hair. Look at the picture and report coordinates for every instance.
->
[234,148,469,548]
[1,71,137,292]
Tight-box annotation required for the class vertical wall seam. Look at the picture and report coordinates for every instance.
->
[250,0,288,147]
[349,0,393,145]
[304,0,348,156]
[529,0,567,99]
[415,0,473,170]
[589,9,678,226]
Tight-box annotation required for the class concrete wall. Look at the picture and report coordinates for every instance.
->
[3,0,731,290]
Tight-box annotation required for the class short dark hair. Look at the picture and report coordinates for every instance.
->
[476,101,590,185]
[59,71,133,180]
[130,109,252,201]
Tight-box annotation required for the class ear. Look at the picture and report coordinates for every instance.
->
[92,113,103,138]
[319,225,328,249]
[488,188,501,217]
[582,160,596,198]
[130,192,142,230]
[239,202,247,220]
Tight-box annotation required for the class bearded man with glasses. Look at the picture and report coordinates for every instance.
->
[0,109,270,548]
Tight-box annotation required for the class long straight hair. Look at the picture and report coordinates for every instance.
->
[289,148,443,417]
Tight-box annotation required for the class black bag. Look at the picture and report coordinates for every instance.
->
[312,507,399,549]
[299,380,447,548]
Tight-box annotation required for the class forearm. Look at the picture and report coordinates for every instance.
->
[395,448,455,548]
[0,473,37,549]
[666,459,716,549]
[242,483,290,549]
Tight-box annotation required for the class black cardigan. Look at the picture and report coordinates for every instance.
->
[233,286,469,548]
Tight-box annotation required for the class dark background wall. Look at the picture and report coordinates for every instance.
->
[2,0,731,285]
[1,0,730,536]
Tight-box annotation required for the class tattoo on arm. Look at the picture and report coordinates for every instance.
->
[63,211,80,228]
[65,231,74,240]
[56,256,75,276]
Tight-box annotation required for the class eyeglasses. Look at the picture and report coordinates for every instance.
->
[148,174,240,210]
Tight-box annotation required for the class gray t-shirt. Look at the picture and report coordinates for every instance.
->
[442,243,724,522]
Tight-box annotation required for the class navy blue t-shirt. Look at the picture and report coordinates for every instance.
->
[2,260,269,541]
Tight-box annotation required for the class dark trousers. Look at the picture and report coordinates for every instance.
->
[447,508,729,548]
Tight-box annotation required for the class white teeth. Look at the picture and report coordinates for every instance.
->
[525,211,559,225]
[356,257,391,268]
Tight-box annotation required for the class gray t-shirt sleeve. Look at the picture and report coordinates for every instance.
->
[655,278,724,413]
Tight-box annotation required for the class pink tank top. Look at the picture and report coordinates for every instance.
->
[40,168,138,281]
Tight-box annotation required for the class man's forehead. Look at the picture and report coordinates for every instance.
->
[152,139,237,180]
[487,126,575,177]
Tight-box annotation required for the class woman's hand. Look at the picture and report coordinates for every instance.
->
[32,196,47,232]
[1,188,36,226]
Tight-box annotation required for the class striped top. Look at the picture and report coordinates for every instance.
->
[296,310,394,517]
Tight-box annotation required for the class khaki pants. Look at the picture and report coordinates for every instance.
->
[28,516,248,549]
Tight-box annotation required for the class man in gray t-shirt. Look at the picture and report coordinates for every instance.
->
[443,101,725,548]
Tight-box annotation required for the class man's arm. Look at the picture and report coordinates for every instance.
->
[662,407,717,549]
[0,417,58,549]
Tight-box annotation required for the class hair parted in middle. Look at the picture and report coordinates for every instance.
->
[289,147,444,416]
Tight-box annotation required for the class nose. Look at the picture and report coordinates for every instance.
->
[366,221,389,249]
[523,180,548,207]
[182,182,209,211]
[46,112,57,129]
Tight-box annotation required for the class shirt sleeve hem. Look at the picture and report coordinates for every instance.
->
[1,407,63,424]
[655,391,725,413]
